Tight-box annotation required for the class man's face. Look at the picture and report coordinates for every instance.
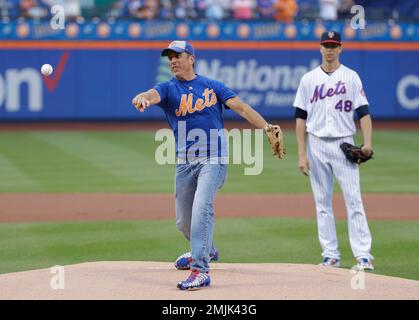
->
[320,43,342,63]
[167,51,194,77]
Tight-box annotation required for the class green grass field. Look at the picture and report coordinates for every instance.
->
[0,129,418,279]
[1,218,418,280]
[0,130,418,193]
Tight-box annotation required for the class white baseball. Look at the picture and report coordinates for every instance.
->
[41,64,53,76]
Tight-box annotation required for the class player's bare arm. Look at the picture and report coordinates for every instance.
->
[359,114,373,156]
[225,96,268,129]
[132,89,161,112]
[296,118,309,176]
[226,96,285,159]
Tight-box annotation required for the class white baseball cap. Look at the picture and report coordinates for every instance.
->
[161,40,195,56]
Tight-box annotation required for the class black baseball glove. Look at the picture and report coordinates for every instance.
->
[340,142,374,164]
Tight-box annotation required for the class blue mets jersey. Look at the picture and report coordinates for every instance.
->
[154,75,237,161]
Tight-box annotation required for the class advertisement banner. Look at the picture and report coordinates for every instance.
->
[1,20,418,42]
[0,46,418,120]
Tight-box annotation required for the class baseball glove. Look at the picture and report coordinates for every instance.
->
[265,124,285,159]
[340,142,373,164]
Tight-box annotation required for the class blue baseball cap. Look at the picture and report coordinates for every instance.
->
[161,41,195,57]
[320,31,342,45]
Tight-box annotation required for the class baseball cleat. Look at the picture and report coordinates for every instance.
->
[356,257,374,271]
[319,256,341,267]
[174,248,219,270]
[177,270,211,290]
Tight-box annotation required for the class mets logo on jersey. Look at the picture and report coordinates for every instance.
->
[175,88,218,116]
[310,81,347,103]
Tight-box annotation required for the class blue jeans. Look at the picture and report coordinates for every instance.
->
[175,158,228,273]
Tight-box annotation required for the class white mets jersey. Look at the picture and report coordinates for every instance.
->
[293,64,369,138]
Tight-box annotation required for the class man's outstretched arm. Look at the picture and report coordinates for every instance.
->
[132,89,161,112]
[225,96,269,129]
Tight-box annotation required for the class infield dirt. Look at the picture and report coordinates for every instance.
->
[0,261,418,300]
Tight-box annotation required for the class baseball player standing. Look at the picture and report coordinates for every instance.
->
[132,41,283,290]
[293,31,374,271]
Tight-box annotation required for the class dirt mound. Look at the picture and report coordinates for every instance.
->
[0,261,418,300]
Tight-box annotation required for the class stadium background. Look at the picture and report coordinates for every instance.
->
[0,0,419,297]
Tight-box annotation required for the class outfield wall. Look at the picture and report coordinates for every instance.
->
[1,43,418,121]
[0,21,418,121]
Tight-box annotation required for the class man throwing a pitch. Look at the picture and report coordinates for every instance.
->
[294,31,374,271]
[132,41,284,290]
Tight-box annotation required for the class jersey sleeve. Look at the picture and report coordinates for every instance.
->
[212,80,237,104]
[293,77,307,111]
[353,73,369,109]
[153,81,170,108]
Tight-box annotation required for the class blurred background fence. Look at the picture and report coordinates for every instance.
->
[0,0,418,120]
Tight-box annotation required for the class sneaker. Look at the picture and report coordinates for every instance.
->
[319,256,341,267]
[357,257,374,271]
[177,270,211,291]
[174,248,219,270]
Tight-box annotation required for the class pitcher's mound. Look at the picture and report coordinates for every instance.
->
[0,261,418,300]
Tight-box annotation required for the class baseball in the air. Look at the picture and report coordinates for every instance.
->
[41,64,53,76]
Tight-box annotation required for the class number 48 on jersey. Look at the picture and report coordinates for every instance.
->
[335,100,353,112]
